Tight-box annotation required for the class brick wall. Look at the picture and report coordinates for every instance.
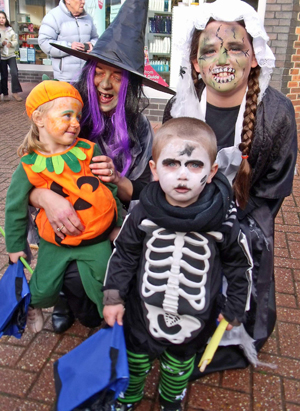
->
[142,98,169,123]
[264,0,300,131]
[16,70,54,83]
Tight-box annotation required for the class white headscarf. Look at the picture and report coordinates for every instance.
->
[171,0,275,119]
[170,0,276,184]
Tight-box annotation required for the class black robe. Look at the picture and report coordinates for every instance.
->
[163,82,298,376]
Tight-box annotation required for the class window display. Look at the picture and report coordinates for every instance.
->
[8,0,57,65]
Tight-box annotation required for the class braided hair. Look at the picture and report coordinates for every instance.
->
[233,65,260,208]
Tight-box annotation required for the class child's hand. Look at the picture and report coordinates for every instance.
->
[217,314,233,331]
[9,251,27,264]
[103,304,124,327]
[109,227,120,242]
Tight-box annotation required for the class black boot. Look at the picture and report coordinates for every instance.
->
[52,292,75,334]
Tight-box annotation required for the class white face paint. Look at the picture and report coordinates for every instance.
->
[150,138,218,207]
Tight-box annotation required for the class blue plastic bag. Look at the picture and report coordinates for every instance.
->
[54,323,129,411]
[0,260,31,339]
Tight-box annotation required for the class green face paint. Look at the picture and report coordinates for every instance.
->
[197,21,257,96]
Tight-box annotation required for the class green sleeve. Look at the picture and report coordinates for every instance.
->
[92,144,123,226]
[5,162,34,253]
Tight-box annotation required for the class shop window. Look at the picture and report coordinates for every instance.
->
[10,0,57,65]
[25,0,46,6]
[105,0,122,28]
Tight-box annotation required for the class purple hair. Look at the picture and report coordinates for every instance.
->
[79,61,131,176]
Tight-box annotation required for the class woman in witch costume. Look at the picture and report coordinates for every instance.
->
[29,0,175,334]
[163,0,297,376]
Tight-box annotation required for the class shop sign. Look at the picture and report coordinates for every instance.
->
[144,64,169,87]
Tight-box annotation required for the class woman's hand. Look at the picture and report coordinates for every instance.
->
[103,304,124,327]
[9,251,27,264]
[89,155,120,184]
[71,41,85,51]
[29,188,84,240]
[90,155,133,202]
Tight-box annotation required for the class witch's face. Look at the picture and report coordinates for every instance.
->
[94,63,122,114]
[194,21,257,97]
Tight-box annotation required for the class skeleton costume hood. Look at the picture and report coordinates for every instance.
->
[170,0,276,183]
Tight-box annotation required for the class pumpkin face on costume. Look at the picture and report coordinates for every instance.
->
[21,138,117,247]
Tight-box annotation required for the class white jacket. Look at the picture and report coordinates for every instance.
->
[0,27,18,60]
[38,0,98,82]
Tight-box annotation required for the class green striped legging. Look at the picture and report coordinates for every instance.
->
[118,350,195,407]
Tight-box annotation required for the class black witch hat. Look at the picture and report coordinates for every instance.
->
[52,0,175,95]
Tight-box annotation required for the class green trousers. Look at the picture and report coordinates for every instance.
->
[29,238,112,316]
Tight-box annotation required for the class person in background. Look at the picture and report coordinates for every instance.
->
[30,0,175,334]
[103,117,252,411]
[163,0,297,377]
[0,11,23,102]
[38,0,98,82]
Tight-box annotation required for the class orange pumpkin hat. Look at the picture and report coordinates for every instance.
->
[26,80,84,118]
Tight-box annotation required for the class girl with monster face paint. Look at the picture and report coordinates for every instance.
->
[194,21,258,105]
[163,0,297,380]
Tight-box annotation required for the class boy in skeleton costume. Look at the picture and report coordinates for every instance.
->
[103,117,252,411]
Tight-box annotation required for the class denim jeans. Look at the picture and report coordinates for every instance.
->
[0,57,22,95]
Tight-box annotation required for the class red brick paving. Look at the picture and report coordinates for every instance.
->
[0,83,299,410]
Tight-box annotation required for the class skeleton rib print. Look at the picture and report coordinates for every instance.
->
[140,219,223,344]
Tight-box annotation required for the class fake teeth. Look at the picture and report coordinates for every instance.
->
[215,75,235,83]
[212,67,235,74]
[212,67,235,83]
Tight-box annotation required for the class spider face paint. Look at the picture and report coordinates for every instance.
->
[150,138,217,207]
[194,21,257,97]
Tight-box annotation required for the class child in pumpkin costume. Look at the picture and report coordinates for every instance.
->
[5,81,123,333]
